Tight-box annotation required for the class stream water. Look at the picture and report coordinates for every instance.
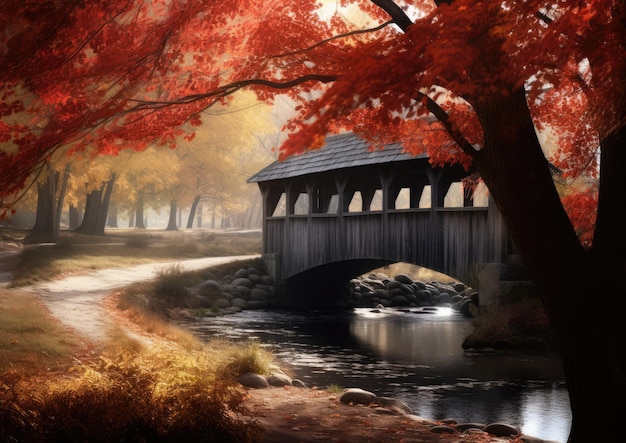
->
[184,306,571,442]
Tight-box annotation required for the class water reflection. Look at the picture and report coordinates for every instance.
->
[184,307,571,442]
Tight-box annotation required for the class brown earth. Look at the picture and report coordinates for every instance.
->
[243,385,525,443]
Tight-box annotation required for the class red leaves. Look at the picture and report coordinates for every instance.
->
[561,190,597,249]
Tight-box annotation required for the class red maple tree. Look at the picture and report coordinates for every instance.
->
[1,1,624,442]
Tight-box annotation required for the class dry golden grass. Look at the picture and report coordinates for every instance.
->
[1,345,265,442]
[0,289,81,374]
[0,290,272,443]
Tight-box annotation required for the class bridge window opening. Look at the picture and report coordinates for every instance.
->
[370,189,383,211]
[271,193,286,217]
[348,191,363,212]
[444,182,464,207]
[419,185,431,208]
[394,188,411,209]
[293,192,309,215]
[327,194,338,214]
[472,182,489,207]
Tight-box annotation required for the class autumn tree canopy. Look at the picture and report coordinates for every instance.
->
[1,1,620,198]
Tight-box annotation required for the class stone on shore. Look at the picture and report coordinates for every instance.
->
[238,372,269,389]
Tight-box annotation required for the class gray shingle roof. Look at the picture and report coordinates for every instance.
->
[248,132,426,183]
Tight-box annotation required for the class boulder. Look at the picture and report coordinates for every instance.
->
[234,268,249,278]
[238,372,269,389]
[248,274,262,284]
[339,388,377,405]
[374,396,413,415]
[484,423,520,437]
[249,288,270,301]
[232,277,253,288]
[267,373,292,387]
[375,288,390,299]
[452,282,467,293]
[235,286,251,296]
[211,298,231,309]
[385,280,403,290]
[231,298,248,309]
[430,425,458,434]
[393,274,414,284]
[391,295,410,306]
[198,279,221,291]
[292,379,308,388]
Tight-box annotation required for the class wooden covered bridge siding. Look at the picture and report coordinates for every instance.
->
[249,133,508,283]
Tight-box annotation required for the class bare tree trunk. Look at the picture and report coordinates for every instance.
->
[135,191,146,229]
[186,195,201,229]
[31,163,70,242]
[165,199,178,231]
[76,174,116,236]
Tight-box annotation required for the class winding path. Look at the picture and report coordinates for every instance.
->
[22,255,259,344]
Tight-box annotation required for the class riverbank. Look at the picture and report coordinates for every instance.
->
[0,231,560,442]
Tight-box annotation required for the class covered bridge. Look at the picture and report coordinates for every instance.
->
[248,132,511,298]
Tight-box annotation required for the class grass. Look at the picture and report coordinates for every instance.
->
[8,228,261,287]
[0,285,273,442]
[0,228,271,442]
[0,289,81,374]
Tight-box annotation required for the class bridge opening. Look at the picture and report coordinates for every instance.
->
[282,258,469,310]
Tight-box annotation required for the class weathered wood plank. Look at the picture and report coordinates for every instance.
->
[264,206,501,282]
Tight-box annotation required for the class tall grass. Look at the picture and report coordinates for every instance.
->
[1,346,265,442]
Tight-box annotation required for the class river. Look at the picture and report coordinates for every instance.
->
[183,306,571,443]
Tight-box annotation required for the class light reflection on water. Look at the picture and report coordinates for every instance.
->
[183,307,571,443]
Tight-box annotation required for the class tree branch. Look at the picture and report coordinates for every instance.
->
[370,0,414,32]
[272,20,396,58]
[126,74,338,112]
[417,91,477,157]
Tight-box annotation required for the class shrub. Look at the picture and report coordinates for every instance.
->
[1,349,262,443]
[154,265,197,299]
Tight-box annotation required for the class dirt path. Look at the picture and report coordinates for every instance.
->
[22,255,259,345]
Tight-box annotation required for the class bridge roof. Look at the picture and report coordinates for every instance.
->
[248,132,427,183]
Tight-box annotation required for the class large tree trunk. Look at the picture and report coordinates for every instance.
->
[31,163,70,242]
[471,88,625,442]
[76,175,116,236]
[76,187,103,234]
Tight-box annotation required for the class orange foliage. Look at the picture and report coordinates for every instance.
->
[561,189,598,249]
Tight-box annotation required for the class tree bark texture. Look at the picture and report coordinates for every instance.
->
[471,88,625,442]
